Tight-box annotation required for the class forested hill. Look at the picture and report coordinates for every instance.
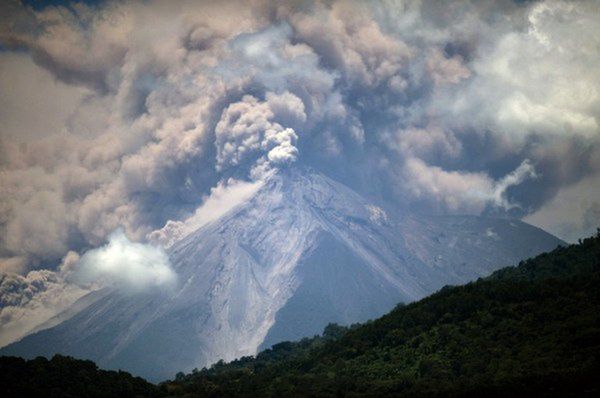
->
[160,232,600,397]
[0,355,158,397]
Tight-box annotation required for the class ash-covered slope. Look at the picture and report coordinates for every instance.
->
[1,167,563,381]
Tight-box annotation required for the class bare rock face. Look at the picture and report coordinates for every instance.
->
[1,167,563,381]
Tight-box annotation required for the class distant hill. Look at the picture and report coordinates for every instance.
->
[0,355,157,398]
[159,231,600,397]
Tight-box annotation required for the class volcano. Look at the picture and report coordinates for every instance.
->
[1,167,563,381]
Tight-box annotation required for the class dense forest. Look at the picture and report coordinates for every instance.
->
[1,232,599,397]
[0,355,158,397]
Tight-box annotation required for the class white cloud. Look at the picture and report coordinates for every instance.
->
[440,0,600,145]
[73,230,176,292]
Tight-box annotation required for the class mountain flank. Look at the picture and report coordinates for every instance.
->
[161,231,600,397]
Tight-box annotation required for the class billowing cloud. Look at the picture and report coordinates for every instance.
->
[0,252,91,347]
[73,230,176,292]
[0,0,598,278]
[286,1,412,90]
[215,92,302,175]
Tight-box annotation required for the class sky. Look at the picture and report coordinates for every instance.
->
[0,0,599,344]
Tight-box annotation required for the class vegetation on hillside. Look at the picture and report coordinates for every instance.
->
[0,354,158,397]
[160,232,600,397]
